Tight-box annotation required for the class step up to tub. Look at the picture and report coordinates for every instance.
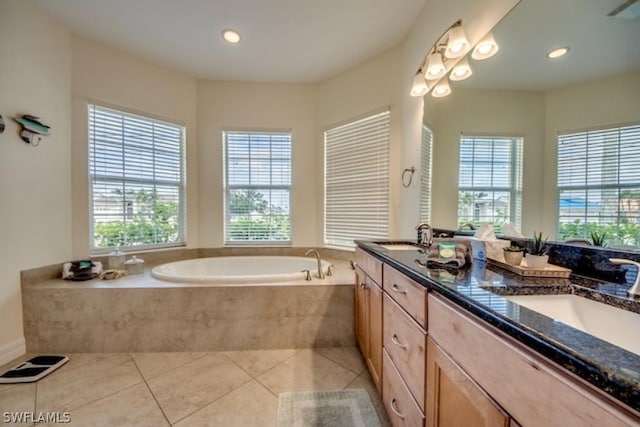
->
[0,355,68,383]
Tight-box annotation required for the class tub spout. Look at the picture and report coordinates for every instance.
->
[305,249,326,279]
[610,258,640,298]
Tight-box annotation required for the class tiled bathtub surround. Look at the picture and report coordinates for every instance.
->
[22,249,355,353]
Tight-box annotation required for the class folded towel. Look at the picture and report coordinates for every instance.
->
[425,242,468,268]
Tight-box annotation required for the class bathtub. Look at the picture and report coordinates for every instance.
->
[151,256,332,284]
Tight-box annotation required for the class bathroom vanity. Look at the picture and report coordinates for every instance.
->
[355,241,640,426]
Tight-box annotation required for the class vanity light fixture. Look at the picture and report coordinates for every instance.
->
[222,29,241,44]
[444,22,470,59]
[432,78,451,98]
[472,32,499,60]
[450,56,473,81]
[547,47,570,59]
[425,50,446,80]
[410,70,429,97]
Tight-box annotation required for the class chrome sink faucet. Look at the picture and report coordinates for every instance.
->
[415,222,433,247]
[305,249,325,279]
[609,258,640,297]
[458,222,476,231]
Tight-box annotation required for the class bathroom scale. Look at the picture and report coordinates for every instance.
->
[0,355,68,383]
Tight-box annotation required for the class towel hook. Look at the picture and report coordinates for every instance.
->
[402,167,415,188]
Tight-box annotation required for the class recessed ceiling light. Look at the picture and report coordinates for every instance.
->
[547,47,569,59]
[222,29,241,44]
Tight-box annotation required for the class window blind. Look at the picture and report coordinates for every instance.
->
[224,131,292,244]
[457,135,523,231]
[89,104,185,251]
[557,123,640,245]
[324,110,390,248]
[420,125,433,222]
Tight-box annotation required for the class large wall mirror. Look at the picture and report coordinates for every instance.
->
[422,0,640,250]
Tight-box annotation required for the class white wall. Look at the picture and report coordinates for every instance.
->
[197,81,318,247]
[70,37,199,257]
[427,88,545,235]
[0,0,72,361]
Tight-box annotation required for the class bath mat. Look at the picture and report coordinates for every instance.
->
[0,355,68,383]
[277,388,381,427]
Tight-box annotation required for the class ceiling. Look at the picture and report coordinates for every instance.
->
[34,0,426,83]
[459,0,640,91]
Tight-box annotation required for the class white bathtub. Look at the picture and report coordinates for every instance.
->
[151,256,332,284]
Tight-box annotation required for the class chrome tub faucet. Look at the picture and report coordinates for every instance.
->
[609,258,640,297]
[305,249,326,279]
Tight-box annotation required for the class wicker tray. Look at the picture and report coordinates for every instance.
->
[487,257,572,278]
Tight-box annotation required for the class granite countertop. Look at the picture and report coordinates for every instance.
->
[356,240,640,413]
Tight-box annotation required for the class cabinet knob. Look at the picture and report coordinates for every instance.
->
[390,398,406,419]
[391,284,407,294]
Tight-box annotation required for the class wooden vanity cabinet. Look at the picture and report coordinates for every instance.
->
[355,248,383,393]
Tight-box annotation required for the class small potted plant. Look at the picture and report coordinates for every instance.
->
[503,246,524,266]
[590,231,606,247]
[525,231,548,269]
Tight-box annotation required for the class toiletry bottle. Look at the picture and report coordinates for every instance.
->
[108,246,125,270]
[124,256,144,275]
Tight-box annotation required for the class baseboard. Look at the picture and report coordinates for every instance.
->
[0,338,26,366]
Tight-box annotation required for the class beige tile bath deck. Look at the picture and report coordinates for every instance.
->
[256,349,359,395]
[174,380,277,427]
[146,353,251,424]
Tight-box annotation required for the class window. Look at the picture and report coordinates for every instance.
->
[89,104,185,251]
[324,110,390,248]
[557,123,640,245]
[420,125,433,222]
[224,131,291,244]
[457,135,523,231]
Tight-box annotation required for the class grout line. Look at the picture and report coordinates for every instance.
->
[130,351,208,381]
[314,347,366,375]
[130,354,172,427]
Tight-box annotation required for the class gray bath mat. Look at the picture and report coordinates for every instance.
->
[277,388,381,427]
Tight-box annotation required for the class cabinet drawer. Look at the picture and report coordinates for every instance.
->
[383,349,425,427]
[355,247,383,284]
[383,264,427,328]
[428,293,636,426]
[384,293,426,410]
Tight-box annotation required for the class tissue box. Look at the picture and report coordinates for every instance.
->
[466,237,511,261]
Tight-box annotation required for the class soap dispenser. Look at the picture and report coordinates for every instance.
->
[107,246,125,270]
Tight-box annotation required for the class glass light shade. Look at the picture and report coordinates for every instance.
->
[450,57,473,81]
[431,79,451,98]
[426,51,446,80]
[472,32,499,60]
[444,24,470,59]
[410,72,429,97]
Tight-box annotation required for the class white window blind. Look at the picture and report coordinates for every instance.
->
[420,125,433,222]
[324,110,390,248]
[557,123,640,245]
[89,104,185,251]
[224,131,291,244]
[457,135,523,231]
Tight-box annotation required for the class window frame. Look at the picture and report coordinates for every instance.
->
[456,133,523,231]
[88,103,186,254]
[420,124,434,223]
[556,122,640,245]
[222,130,292,246]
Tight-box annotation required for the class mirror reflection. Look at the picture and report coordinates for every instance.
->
[422,0,640,249]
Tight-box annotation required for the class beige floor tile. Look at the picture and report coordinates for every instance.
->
[36,354,143,413]
[0,354,35,373]
[0,383,36,426]
[174,380,277,427]
[256,349,359,395]
[38,384,168,427]
[314,346,366,374]
[62,353,119,372]
[346,370,391,426]
[147,353,251,424]
[223,348,299,377]
[130,352,206,380]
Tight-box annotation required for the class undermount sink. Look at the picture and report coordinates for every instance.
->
[504,294,640,356]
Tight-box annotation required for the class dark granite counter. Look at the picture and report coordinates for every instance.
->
[356,240,640,413]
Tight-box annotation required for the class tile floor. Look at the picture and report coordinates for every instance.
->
[0,347,390,426]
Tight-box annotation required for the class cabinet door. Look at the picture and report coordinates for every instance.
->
[354,267,369,355]
[426,337,509,427]
[368,280,383,393]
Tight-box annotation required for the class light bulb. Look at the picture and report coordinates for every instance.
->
[450,57,473,81]
[547,47,570,59]
[432,79,451,98]
[222,29,241,44]
[426,51,446,79]
[444,24,470,59]
[472,32,499,60]
[410,71,429,97]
